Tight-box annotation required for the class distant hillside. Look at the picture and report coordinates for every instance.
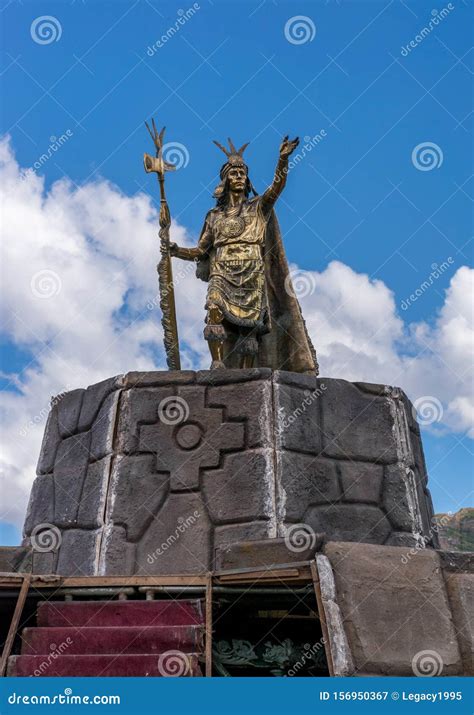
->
[434,508,474,552]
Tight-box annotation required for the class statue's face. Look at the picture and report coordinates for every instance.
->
[227,165,247,192]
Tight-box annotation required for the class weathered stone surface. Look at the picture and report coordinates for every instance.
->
[56,529,101,576]
[78,376,120,431]
[36,409,61,475]
[202,451,273,525]
[213,522,272,555]
[99,525,136,576]
[53,433,91,527]
[305,504,392,545]
[385,532,420,548]
[383,464,416,533]
[279,454,340,520]
[445,573,474,675]
[77,458,110,529]
[321,380,397,463]
[89,390,120,460]
[275,382,322,454]
[338,462,383,504]
[208,380,272,448]
[136,493,211,575]
[108,455,168,541]
[438,550,474,573]
[31,550,56,575]
[215,535,323,572]
[324,542,462,675]
[124,370,195,387]
[25,371,438,577]
[23,474,54,536]
[0,546,31,573]
[316,554,354,676]
[196,367,272,385]
[56,389,84,438]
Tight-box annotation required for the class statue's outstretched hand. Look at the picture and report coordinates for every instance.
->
[279,135,300,158]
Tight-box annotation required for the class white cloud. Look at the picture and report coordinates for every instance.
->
[0,138,472,529]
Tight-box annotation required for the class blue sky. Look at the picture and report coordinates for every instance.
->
[0,0,472,544]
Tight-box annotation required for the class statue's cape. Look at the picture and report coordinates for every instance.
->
[211,210,318,374]
[257,211,318,374]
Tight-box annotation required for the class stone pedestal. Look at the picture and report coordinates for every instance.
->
[23,369,437,576]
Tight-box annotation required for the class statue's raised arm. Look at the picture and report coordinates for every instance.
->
[260,136,300,216]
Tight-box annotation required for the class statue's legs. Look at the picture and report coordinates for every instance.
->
[204,307,226,370]
[236,327,259,369]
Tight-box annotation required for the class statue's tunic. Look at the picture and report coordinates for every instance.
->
[195,197,269,331]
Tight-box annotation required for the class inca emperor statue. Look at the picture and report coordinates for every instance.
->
[145,127,318,374]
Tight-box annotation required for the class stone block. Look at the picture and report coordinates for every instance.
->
[56,389,84,437]
[445,573,473,675]
[215,535,323,572]
[338,462,383,504]
[53,433,91,527]
[56,529,101,576]
[305,504,392,545]
[278,454,340,520]
[89,389,120,460]
[136,493,211,574]
[275,381,322,454]
[324,542,462,675]
[202,451,274,525]
[36,409,61,475]
[77,457,111,529]
[108,455,169,541]
[383,464,416,533]
[23,474,54,536]
[208,379,272,448]
[213,522,272,555]
[78,376,121,431]
[321,380,397,463]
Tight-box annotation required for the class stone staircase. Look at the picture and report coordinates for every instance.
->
[8,599,205,676]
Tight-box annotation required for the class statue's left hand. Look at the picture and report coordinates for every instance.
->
[279,135,300,158]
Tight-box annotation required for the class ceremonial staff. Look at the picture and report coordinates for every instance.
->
[143,119,181,370]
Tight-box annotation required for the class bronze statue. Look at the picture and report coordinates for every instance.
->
[145,124,318,374]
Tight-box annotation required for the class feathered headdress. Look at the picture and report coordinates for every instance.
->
[212,137,257,199]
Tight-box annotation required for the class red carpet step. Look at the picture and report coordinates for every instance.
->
[37,599,204,628]
[8,654,202,677]
[9,599,205,677]
[21,625,203,655]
